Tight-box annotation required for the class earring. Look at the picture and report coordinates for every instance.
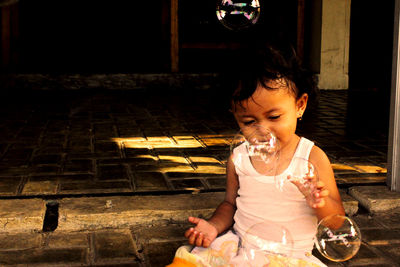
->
[298,113,303,121]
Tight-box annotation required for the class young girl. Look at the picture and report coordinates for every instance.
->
[168,45,345,267]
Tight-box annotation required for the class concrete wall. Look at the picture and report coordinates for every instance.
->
[312,0,351,89]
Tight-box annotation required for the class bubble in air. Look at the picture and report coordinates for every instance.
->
[241,220,294,266]
[230,125,279,176]
[216,0,261,30]
[277,157,319,197]
[315,214,361,262]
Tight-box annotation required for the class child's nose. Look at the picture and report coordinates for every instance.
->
[256,123,271,132]
[253,123,273,135]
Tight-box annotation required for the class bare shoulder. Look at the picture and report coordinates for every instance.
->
[308,145,335,184]
[309,145,331,168]
[309,145,340,196]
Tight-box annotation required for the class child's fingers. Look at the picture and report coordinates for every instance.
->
[288,175,302,187]
[312,188,329,198]
[188,216,200,225]
[316,181,325,188]
[314,198,326,208]
[188,230,198,245]
[203,238,212,248]
[195,232,204,247]
[319,189,329,197]
[184,227,194,239]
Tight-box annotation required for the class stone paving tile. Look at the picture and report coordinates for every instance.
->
[373,208,400,229]
[44,231,89,248]
[132,171,169,191]
[59,181,132,194]
[0,176,22,195]
[361,229,400,245]
[22,179,58,195]
[375,245,400,264]
[97,164,130,181]
[0,198,46,233]
[206,177,227,189]
[63,159,94,173]
[0,248,89,266]
[351,214,386,230]
[132,224,189,267]
[344,243,393,266]
[93,229,138,263]
[0,232,41,250]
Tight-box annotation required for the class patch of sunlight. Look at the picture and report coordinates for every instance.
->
[173,136,205,147]
[189,156,221,163]
[159,165,226,174]
[113,136,204,149]
[146,136,172,142]
[201,139,230,146]
[368,241,389,246]
[113,135,234,149]
[159,165,197,173]
[159,155,188,164]
[195,165,226,174]
[331,163,357,171]
[135,154,158,160]
[112,135,228,175]
[353,165,387,173]
[183,188,201,193]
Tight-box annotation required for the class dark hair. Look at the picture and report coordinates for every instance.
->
[223,43,319,111]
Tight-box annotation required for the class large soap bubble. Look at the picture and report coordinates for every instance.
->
[216,0,261,30]
[241,220,294,266]
[315,214,362,262]
[276,157,319,202]
[230,125,280,176]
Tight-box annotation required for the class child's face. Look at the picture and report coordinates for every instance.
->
[232,80,308,150]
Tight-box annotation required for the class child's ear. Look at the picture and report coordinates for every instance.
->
[296,93,308,115]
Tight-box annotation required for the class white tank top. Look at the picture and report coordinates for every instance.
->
[232,137,318,257]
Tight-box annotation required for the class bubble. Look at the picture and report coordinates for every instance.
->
[230,125,280,176]
[315,214,361,262]
[216,0,261,30]
[241,220,294,265]
[277,157,319,196]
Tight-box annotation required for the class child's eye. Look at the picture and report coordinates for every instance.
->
[269,115,281,120]
[243,120,256,125]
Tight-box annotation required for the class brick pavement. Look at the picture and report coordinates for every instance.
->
[0,87,395,266]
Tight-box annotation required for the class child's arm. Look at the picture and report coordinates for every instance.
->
[184,155,239,248]
[309,146,345,221]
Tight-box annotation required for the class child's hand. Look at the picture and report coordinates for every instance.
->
[184,216,218,248]
[289,176,329,209]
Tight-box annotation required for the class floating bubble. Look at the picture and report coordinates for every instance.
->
[230,125,280,176]
[277,157,319,197]
[315,214,361,262]
[241,220,294,266]
[216,0,261,30]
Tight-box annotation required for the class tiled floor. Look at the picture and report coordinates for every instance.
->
[0,89,389,197]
